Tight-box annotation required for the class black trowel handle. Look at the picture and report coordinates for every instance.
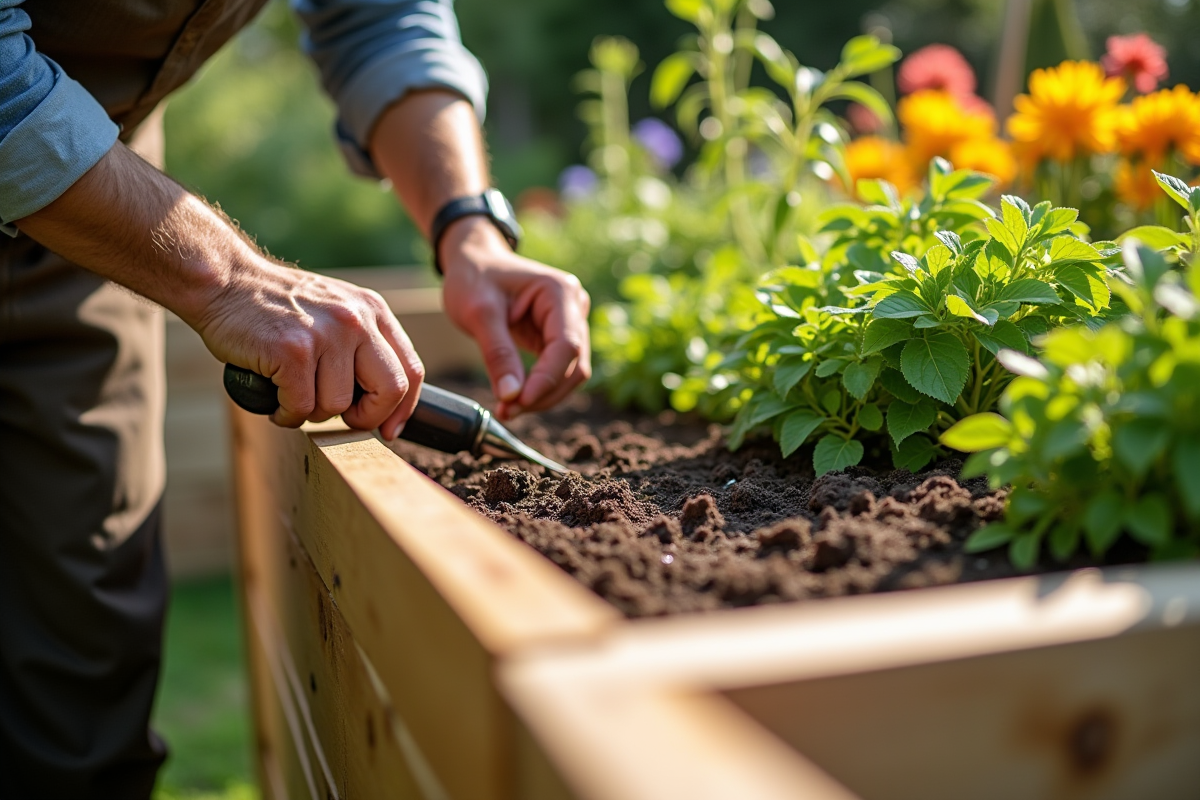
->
[223,364,486,455]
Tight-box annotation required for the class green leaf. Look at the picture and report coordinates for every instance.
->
[861,318,913,356]
[893,434,936,472]
[985,217,1021,259]
[664,0,704,21]
[1001,197,1029,243]
[828,81,894,127]
[946,294,988,324]
[1032,207,1078,240]
[1049,522,1081,562]
[1174,437,1200,517]
[874,291,932,319]
[857,179,900,208]
[900,333,971,405]
[1009,534,1041,571]
[780,410,825,458]
[1125,493,1173,548]
[1118,225,1190,250]
[1048,236,1102,264]
[965,523,1015,552]
[891,251,922,274]
[821,388,842,415]
[815,358,847,378]
[857,403,883,431]
[924,244,954,275]
[1113,419,1170,477]
[813,434,865,476]
[1055,265,1100,308]
[747,395,792,428]
[1083,491,1124,555]
[839,35,901,78]
[880,367,921,403]
[940,413,1013,452]
[1153,170,1193,210]
[773,357,812,396]
[843,358,882,400]
[998,279,1061,305]
[651,53,696,108]
[887,399,937,445]
[973,319,1029,355]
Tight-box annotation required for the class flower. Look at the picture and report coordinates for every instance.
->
[898,44,977,100]
[846,103,884,135]
[1115,159,1160,210]
[898,89,996,168]
[632,118,684,170]
[1116,85,1200,165]
[1102,34,1168,95]
[1006,61,1125,162]
[843,136,916,195]
[948,138,1017,188]
[559,165,598,201]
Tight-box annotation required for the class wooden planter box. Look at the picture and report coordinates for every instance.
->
[232,290,1200,800]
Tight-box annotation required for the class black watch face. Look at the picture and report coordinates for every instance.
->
[484,189,523,243]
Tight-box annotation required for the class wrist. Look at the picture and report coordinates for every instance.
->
[437,215,513,277]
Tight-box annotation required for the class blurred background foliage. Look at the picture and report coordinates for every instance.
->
[165,0,1200,270]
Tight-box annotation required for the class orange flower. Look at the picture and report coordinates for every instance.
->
[899,89,996,168]
[1115,159,1161,210]
[949,138,1017,187]
[843,136,916,196]
[1007,61,1126,162]
[1117,85,1200,165]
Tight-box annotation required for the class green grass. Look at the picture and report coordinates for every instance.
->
[152,575,259,800]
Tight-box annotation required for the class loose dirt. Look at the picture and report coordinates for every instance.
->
[389,388,1145,618]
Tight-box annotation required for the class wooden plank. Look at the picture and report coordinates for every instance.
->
[232,408,616,800]
[500,654,856,800]
[729,623,1200,800]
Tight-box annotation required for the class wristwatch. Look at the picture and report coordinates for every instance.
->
[429,188,523,275]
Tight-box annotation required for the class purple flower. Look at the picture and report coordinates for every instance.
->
[633,118,683,170]
[558,165,598,201]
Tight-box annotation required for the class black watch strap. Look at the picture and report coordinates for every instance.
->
[429,189,522,275]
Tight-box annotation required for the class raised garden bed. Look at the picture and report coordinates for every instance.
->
[233,354,1200,800]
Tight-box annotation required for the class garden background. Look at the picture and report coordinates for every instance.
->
[154,0,1200,797]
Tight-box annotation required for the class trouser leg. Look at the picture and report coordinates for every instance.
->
[0,234,169,799]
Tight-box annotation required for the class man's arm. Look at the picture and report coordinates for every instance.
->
[16,143,425,440]
[368,91,592,421]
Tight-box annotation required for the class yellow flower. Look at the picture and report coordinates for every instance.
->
[1007,61,1125,162]
[1115,159,1161,210]
[949,138,1017,188]
[843,136,916,196]
[1116,85,1200,165]
[899,89,996,168]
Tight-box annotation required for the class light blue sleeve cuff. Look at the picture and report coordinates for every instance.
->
[335,42,488,178]
[0,63,119,236]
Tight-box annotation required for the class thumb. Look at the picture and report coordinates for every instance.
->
[471,308,526,403]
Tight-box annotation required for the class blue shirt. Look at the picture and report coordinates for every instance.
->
[0,0,487,235]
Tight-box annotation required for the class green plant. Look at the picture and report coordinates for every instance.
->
[718,160,1118,475]
[942,240,1200,569]
[652,0,898,266]
[1116,170,1200,263]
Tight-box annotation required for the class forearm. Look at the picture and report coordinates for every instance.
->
[367,88,491,239]
[15,142,256,329]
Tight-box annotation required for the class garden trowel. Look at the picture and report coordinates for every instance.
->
[223,364,568,475]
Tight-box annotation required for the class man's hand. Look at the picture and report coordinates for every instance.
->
[195,261,424,438]
[17,143,424,440]
[440,217,591,421]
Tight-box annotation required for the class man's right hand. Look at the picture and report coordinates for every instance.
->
[16,143,424,440]
[195,262,424,439]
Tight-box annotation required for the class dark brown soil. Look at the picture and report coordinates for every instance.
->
[388,386,1142,618]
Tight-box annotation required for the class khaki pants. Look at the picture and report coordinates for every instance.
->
[0,120,169,798]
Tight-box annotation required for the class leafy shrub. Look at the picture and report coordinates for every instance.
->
[717,160,1119,475]
[941,240,1200,569]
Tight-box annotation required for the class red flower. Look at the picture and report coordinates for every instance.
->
[897,44,976,100]
[1102,34,1168,94]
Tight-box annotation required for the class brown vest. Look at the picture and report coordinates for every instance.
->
[27,0,271,136]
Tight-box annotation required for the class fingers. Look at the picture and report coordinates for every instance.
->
[375,312,425,440]
[501,277,592,419]
[465,298,526,404]
[341,305,424,440]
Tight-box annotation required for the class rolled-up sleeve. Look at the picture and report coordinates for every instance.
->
[292,0,488,177]
[0,1,119,236]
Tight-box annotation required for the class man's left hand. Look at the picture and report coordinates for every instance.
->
[439,217,591,421]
